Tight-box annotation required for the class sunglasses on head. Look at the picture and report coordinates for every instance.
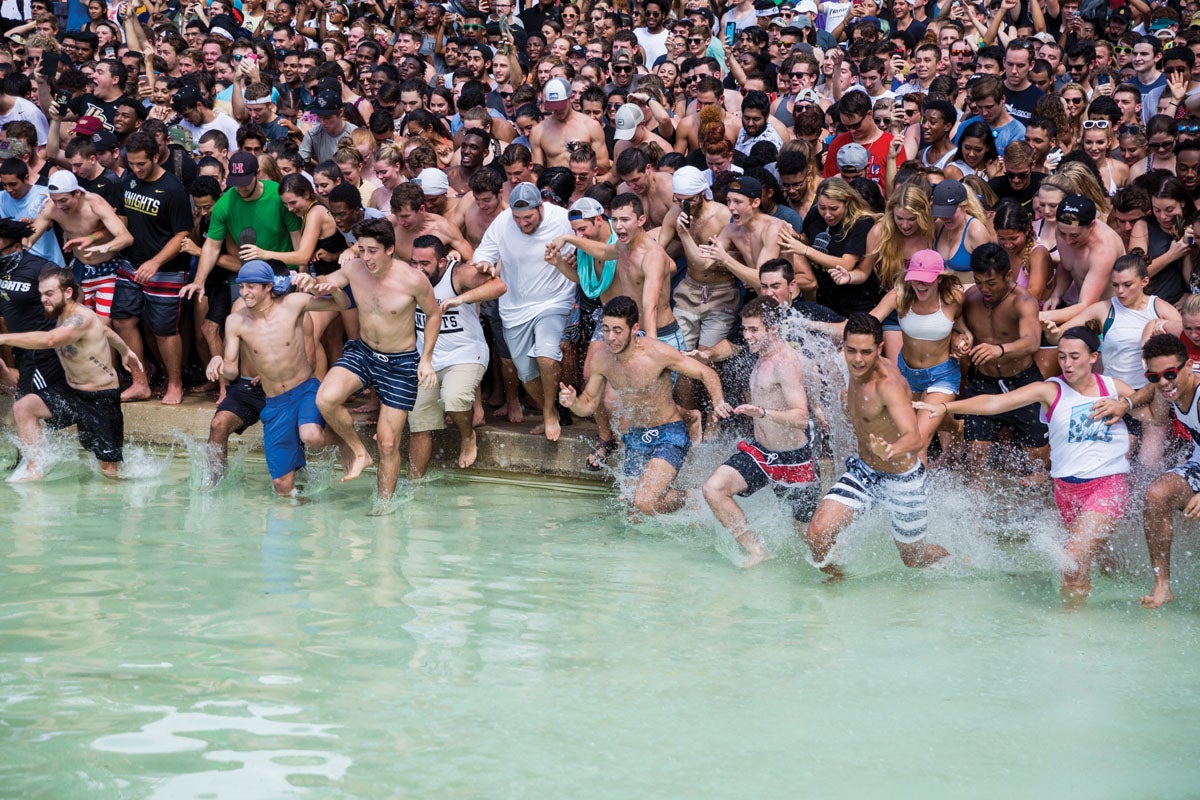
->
[1145,366,1184,383]
[1118,123,1144,136]
[1082,119,1109,129]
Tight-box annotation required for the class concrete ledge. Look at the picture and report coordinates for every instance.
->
[18,394,610,484]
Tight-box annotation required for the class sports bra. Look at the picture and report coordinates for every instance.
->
[898,297,955,341]
[934,216,976,272]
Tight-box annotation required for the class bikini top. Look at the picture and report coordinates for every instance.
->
[934,216,976,273]
[897,297,955,342]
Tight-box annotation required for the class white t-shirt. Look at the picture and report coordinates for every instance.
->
[474,203,576,326]
[180,111,242,153]
[636,27,670,66]
[0,97,49,146]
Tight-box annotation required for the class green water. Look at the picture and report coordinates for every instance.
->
[2,456,1199,799]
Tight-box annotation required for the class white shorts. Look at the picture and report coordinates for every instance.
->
[823,456,929,543]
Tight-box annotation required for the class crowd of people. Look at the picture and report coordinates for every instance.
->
[0,0,1199,604]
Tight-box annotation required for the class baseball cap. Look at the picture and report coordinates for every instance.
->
[1191,10,1200,27]
[236,260,274,285]
[794,15,813,28]
[1058,194,1097,226]
[1031,31,1056,45]
[931,180,967,218]
[227,151,259,187]
[568,197,605,220]
[614,104,644,140]
[795,89,821,105]
[171,83,203,112]
[613,51,634,66]
[47,171,81,194]
[543,77,571,111]
[413,168,449,196]
[91,130,121,150]
[795,0,818,14]
[0,140,29,159]
[313,89,343,116]
[74,115,105,137]
[905,250,945,284]
[836,143,869,171]
[726,175,762,200]
[1111,7,1133,23]
[1150,17,1175,31]
[509,181,543,209]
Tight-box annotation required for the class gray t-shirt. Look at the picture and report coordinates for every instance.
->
[299,121,358,165]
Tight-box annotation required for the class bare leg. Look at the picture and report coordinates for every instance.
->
[805,498,857,578]
[408,429,434,478]
[113,317,151,401]
[496,357,523,422]
[1062,510,1118,600]
[964,440,992,491]
[315,367,372,481]
[702,465,772,567]
[156,333,184,405]
[449,409,477,468]
[374,405,409,500]
[535,356,561,441]
[10,393,51,481]
[309,310,335,378]
[632,457,686,515]
[473,386,486,427]
[206,409,244,480]
[97,460,121,478]
[1141,472,1190,608]
[916,390,955,455]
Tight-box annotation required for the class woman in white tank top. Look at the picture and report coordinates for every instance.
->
[1049,251,1179,468]
[917,328,1136,601]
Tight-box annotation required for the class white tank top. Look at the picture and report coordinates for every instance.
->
[415,265,490,372]
[1100,296,1159,388]
[1040,374,1130,480]
[1173,383,1200,462]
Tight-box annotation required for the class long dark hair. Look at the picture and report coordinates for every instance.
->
[952,120,1000,168]
[1151,175,1197,237]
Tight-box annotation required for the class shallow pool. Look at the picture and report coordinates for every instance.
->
[1,454,1199,798]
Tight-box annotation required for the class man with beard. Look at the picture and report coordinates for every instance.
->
[1175,139,1200,203]
[388,182,475,262]
[445,128,490,195]
[530,78,610,172]
[559,295,732,517]
[0,219,67,399]
[0,267,140,480]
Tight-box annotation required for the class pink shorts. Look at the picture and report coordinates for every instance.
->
[1052,474,1129,527]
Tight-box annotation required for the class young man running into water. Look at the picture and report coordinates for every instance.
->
[2,267,140,480]
[702,296,819,567]
[559,296,732,517]
[805,312,950,576]
[315,218,441,503]
[208,261,351,495]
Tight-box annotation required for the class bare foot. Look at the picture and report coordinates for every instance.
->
[1141,582,1175,609]
[121,383,152,402]
[341,450,374,482]
[215,389,227,405]
[740,549,775,568]
[504,400,524,424]
[162,384,184,405]
[7,468,42,483]
[458,430,478,468]
[473,407,486,428]
[188,381,218,394]
[543,413,561,442]
[530,422,545,435]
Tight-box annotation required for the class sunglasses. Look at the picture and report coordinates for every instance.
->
[1082,119,1109,129]
[951,48,972,56]
[1149,139,1177,150]
[1063,97,1085,105]
[1167,65,1191,74]
[687,37,704,44]
[1115,46,1133,54]
[1118,123,1144,136]
[1145,366,1184,383]
[461,23,485,31]
[613,65,634,73]
[843,116,866,129]
[1006,170,1031,180]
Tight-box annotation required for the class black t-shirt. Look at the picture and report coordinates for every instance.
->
[163,144,199,190]
[1146,218,1189,304]
[0,250,66,388]
[1003,84,1043,125]
[988,171,1044,212]
[79,168,125,211]
[68,93,134,130]
[121,169,193,273]
[802,208,881,315]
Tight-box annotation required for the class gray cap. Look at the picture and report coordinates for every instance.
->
[836,142,869,171]
[931,179,967,218]
[509,182,543,209]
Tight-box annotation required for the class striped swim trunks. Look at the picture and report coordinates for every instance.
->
[333,339,420,410]
[823,456,929,543]
[72,256,129,319]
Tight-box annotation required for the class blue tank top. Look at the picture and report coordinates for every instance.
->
[935,217,976,273]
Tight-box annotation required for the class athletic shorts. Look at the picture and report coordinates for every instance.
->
[72,256,127,320]
[204,273,236,327]
[961,363,1049,448]
[215,377,267,434]
[13,348,64,396]
[656,319,687,352]
[409,362,486,432]
[503,309,569,383]
[898,353,960,396]
[110,266,187,337]
[724,438,821,521]
[1171,457,1200,493]
[621,419,691,478]
[260,377,324,479]
[823,456,929,543]
[480,299,510,360]
[334,338,419,410]
[673,276,738,350]
[38,383,123,463]
[1052,473,1129,528]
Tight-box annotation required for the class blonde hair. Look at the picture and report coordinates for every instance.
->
[1055,161,1111,215]
[376,141,405,168]
[1179,293,1200,317]
[814,177,879,234]
[896,271,961,317]
[876,184,935,289]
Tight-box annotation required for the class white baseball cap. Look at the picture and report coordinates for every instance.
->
[47,171,81,194]
[614,104,644,141]
[413,168,450,196]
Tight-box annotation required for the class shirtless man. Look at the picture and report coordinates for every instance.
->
[805,312,950,575]
[612,103,672,166]
[449,169,507,247]
[696,176,786,290]
[26,172,133,323]
[673,77,743,154]
[659,166,734,351]
[2,267,140,480]
[207,261,351,495]
[444,128,491,196]
[559,295,732,516]
[615,147,675,229]
[960,242,1049,487]
[1042,195,1125,322]
[529,77,610,173]
[1136,333,1200,608]
[389,182,475,262]
[315,218,441,503]
[702,296,819,567]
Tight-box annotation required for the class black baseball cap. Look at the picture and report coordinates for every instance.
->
[727,176,762,199]
[313,89,342,116]
[171,83,203,112]
[1058,194,1097,226]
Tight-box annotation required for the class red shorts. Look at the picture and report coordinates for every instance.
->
[1052,474,1129,527]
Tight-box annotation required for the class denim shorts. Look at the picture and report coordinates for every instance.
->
[897,354,960,396]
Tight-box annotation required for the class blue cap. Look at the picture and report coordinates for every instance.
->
[236,260,274,284]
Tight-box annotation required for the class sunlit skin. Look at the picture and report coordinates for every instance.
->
[1152,197,1182,234]
[817,196,845,229]
[504,163,534,186]
[512,207,543,236]
[959,136,988,169]
[1081,129,1111,162]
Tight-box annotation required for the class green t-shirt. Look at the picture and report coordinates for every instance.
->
[206,179,301,254]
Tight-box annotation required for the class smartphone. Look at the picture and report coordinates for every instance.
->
[1097,73,1110,86]
[40,51,59,80]
[725,21,736,46]
[681,198,692,226]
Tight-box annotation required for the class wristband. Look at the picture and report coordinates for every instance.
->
[1125,396,1134,412]
[998,343,1005,356]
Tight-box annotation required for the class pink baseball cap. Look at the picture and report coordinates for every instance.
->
[905,249,945,284]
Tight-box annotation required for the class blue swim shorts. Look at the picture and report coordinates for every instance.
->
[334,338,420,410]
[261,377,324,479]
[621,419,691,478]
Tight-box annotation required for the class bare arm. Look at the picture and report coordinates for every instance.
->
[558,366,609,417]
[639,253,668,339]
[876,372,925,458]
[918,378,1054,419]
[0,313,87,350]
